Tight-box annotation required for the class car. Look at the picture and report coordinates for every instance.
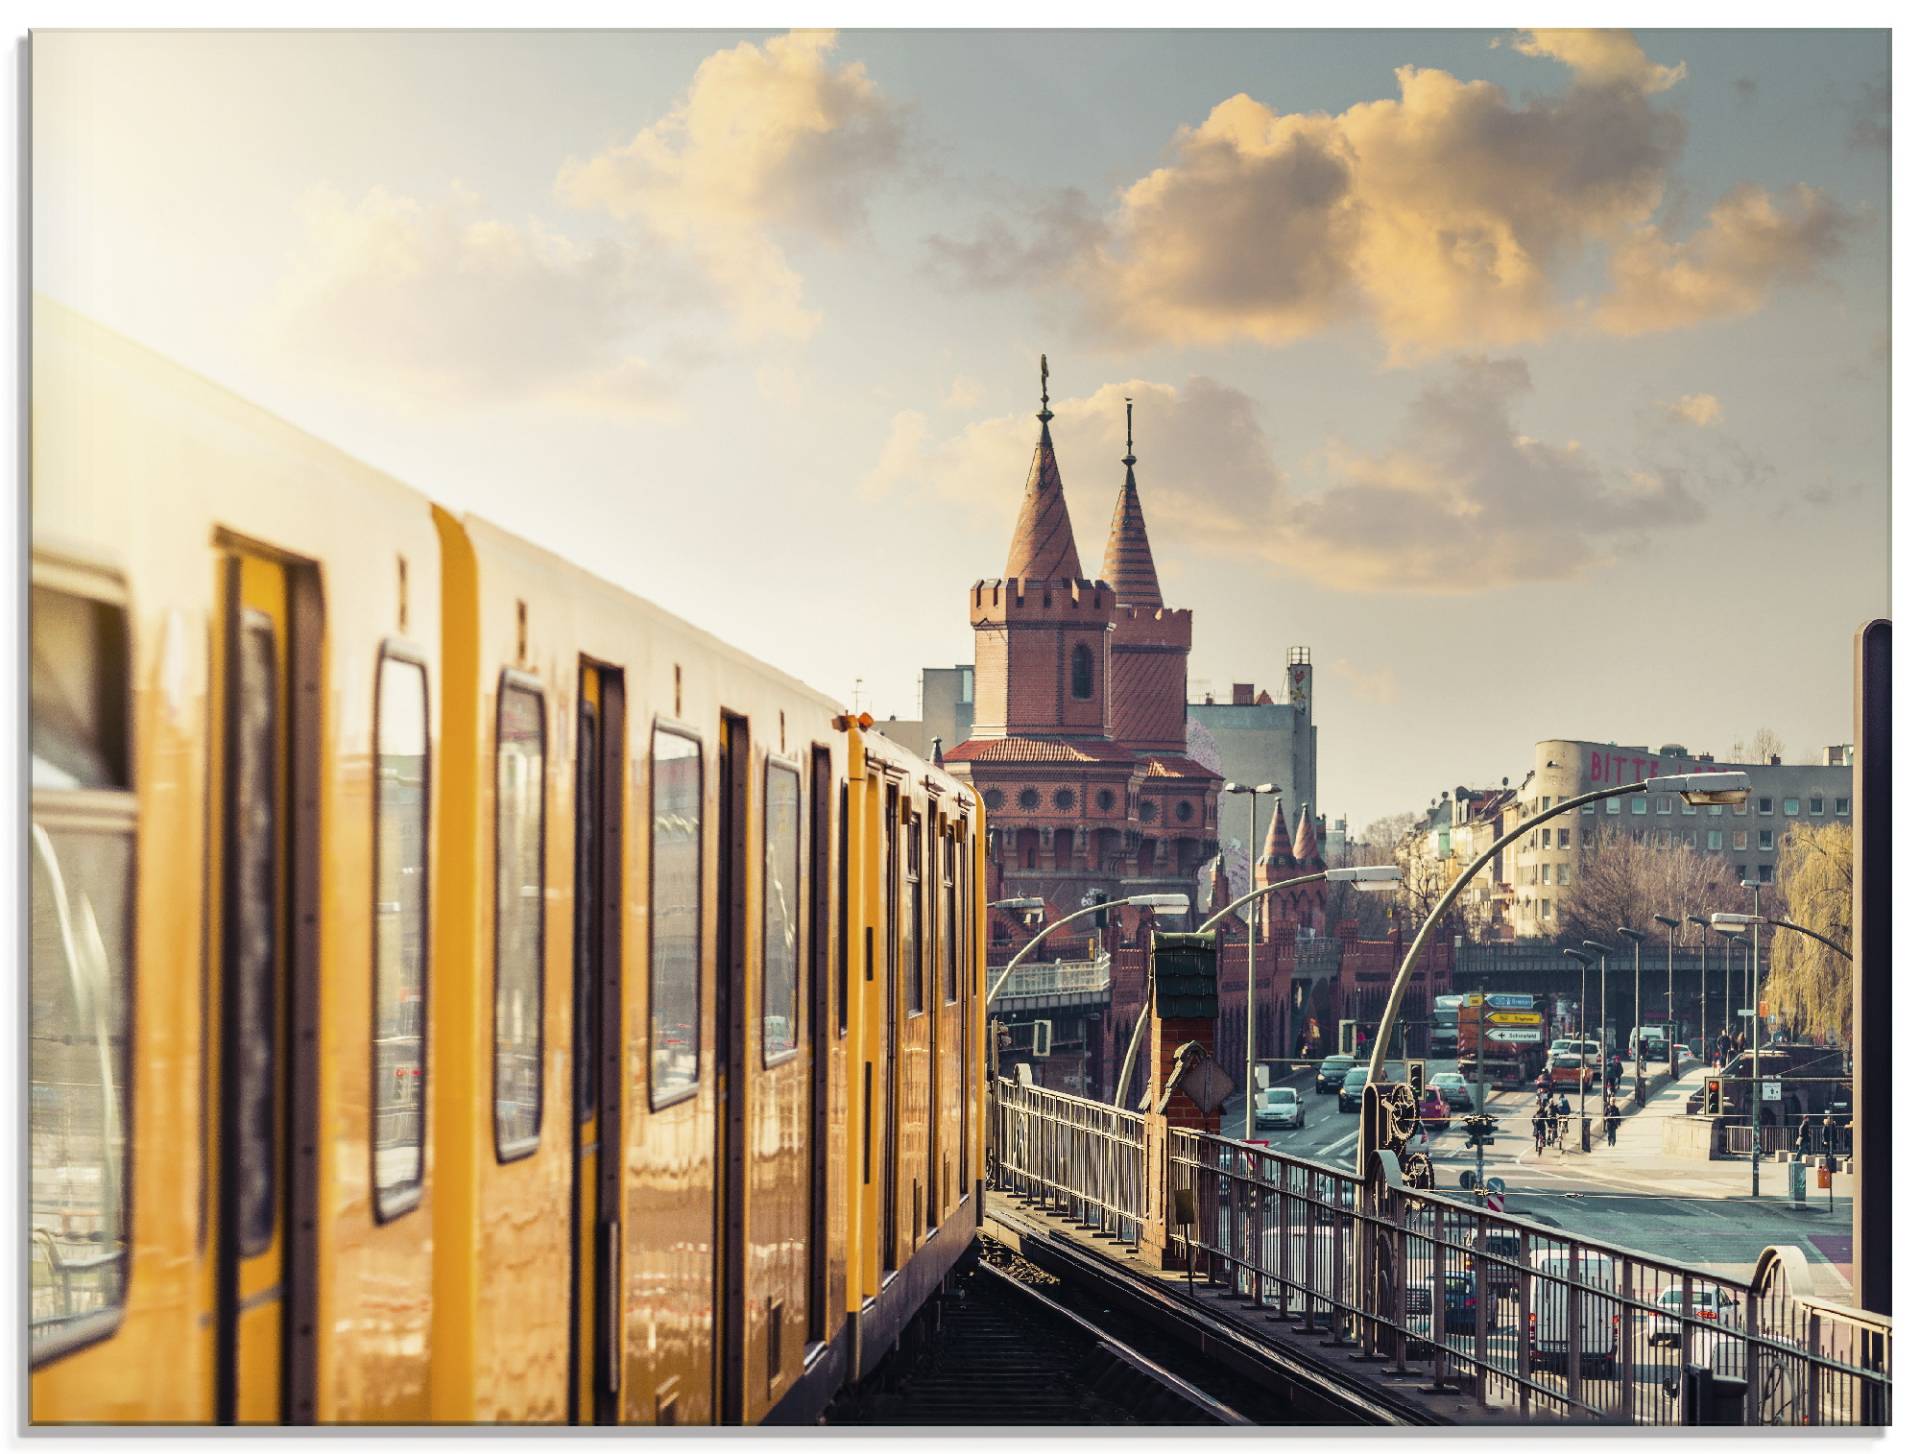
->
[1254,1085,1304,1130]
[1417,1088,1452,1130]
[1649,1284,1740,1348]
[1465,1233,1526,1300]
[1527,1248,1620,1379]
[1430,1071,1475,1110]
[1315,1055,1356,1093]
[1548,1053,1595,1090]
[1338,1067,1369,1112]
[1402,1274,1489,1349]
[1674,1044,1696,1065]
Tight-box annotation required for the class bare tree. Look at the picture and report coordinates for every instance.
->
[1767,821,1853,1041]
[1558,827,1752,945]
[1746,726,1785,763]
[1324,834,1394,938]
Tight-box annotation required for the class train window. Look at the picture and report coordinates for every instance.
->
[372,650,429,1217]
[230,615,280,1255]
[763,761,801,1063]
[905,814,923,1016]
[29,582,134,1362]
[944,833,958,1004]
[649,727,703,1104]
[494,678,546,1159]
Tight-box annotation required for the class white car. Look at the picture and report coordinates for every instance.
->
[1254,1085,1305,1130]
[1675,1044,1697,1065]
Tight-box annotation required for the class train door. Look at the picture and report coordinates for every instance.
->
[882,785,899,1274]
[569,665,624,1423]
[715,712,749,1423]
[208,550,319,1424]
[806,747,832,1346]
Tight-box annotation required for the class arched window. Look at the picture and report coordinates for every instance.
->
[1069,643,1094,700]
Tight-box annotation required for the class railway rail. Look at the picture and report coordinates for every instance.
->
[825,1244,1256,1426]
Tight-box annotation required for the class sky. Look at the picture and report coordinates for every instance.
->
[31,27,1892,831]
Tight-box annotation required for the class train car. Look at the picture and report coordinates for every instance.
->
[26,299,986,1425]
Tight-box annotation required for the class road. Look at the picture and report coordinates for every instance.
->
[1220,1060,1853,1302]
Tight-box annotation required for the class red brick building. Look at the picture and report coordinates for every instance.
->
[943,371,1222,955]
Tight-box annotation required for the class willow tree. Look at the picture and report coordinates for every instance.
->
[1768,821,1854,1040]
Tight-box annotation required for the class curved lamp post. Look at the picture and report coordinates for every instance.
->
[1221,781,1275,1139]
[1582,940,1611,1071]
[1110,865,1400,1115]
[1360,771,1750,1173]
[1687,913,1716,1050]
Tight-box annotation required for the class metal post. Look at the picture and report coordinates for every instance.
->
[1750,920,1763,1198]
[1578,960,1588,1129]
[1665,923,1677,1077]
[1474,981,1486,1190]
[1854,617,1890,1316]
[1244,790,1261,1141]
[1633,937,1644,1103]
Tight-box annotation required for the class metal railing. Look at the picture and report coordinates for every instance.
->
[990,953,1112,1004]
[986,1080,1891,1426]
[990,1078,1143,1244]
[1723,1123,1801,1157]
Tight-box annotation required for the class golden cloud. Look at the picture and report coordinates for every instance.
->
[272,183,680,414]
[935,31,1846,357]
[557,30,903,340]
[1664,393,1724,427]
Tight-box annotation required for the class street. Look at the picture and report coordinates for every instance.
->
[1222,1059,1853,1302]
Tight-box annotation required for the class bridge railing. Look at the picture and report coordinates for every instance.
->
[985,1079,1890,1426]
[989,1077,1143,1244]
[990,953,1111,1004]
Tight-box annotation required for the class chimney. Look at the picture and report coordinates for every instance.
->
[1232,682,1255,706]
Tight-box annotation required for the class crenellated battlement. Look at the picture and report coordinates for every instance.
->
[1110,603,1192,651]
[971,576,1116,626]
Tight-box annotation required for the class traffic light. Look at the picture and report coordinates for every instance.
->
[1031,1019,1053,1058]
[1705,1078,1723,1116]
[1463,1113,1497,1148]
[1409,1061,1425,1100]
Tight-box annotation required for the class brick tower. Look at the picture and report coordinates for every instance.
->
[947,361,1220,966]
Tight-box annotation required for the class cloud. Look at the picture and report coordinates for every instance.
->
[1501,28,1687,94]
[272,183,681,414]
[1664,393,1723,427]
[557,30,904,340]
[1594,183,1852,335]
[1291,357,1705,590]
[1329,659,1399,706]
[866,360,1709,594]
[932,31,1847,358]
[944,375,984,409]
[1845,77,1891,151]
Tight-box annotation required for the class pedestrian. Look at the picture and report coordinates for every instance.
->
[1603,1096,1621,1147]
[1820,1112,1835,1156]
[1796,1116,1813,1156]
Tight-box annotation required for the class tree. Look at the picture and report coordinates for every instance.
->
[1733,726,1786,764]
[1767,821,1853,1041]
[1557,826,1752,945]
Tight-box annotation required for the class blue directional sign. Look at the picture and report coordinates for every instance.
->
[1485,993,1535,1010]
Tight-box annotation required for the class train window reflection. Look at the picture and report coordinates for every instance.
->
[29,581,135,1362]
[494,679,546,1158]
[905,814,923,1016]
[650,727,703,1103]
[763,762,801,1062]
[373,652,429,1214]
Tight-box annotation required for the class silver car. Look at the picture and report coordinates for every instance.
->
[1254,1085,1304,1130]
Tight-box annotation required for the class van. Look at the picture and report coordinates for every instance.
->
[1526,1248,1620,1379]
[1628,1027,1669,1060]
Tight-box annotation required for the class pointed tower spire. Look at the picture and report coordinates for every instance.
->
[1100,395,1164,608]
[1256,796,1296,882]
[1292,803,1323,871]
[1003,353,1084,582]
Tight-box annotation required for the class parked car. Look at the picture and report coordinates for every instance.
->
[1649,1284,1740,1348]
[1466,1232,1527,1301]
[1255,1085,1305,1130]
[1431,1071,1475,1110]
[1315,1055,1356,1094]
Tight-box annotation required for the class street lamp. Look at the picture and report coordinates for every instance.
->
[1222,782,1275,1139]
[1617,927,1647,1105]
[1710,911,1777,1198]
[1653,914,1680,1077]
[990,896,1048,913]
[1687,914,1714,1052]
[1714,923,1745,1041]
[1563,947,1594,1144]
[1361,771,1749,1173]
[1582,940,1611,1068]
[1712,912,1853,961]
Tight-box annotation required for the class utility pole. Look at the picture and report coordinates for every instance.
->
[1474,980,1487,1190]
[1750,919,1764,1198]
[1618,928,1647,1106]
[1655,916,1680,1078]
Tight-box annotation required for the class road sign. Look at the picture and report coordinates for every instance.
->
[1488,1028,1543,1043]
[1485,1176,1506,1196]
[1486,1191,1506,1213]
[1485,993,1534,1010]
[1487,1012,1538,1025]
[1762,1079,1782,1102]
[1459,1169,1479,1190]
[1736,1009,1756,1018]
[1758,999,1772,1018]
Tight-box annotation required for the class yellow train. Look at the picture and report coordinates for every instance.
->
[27,300,987,1425]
